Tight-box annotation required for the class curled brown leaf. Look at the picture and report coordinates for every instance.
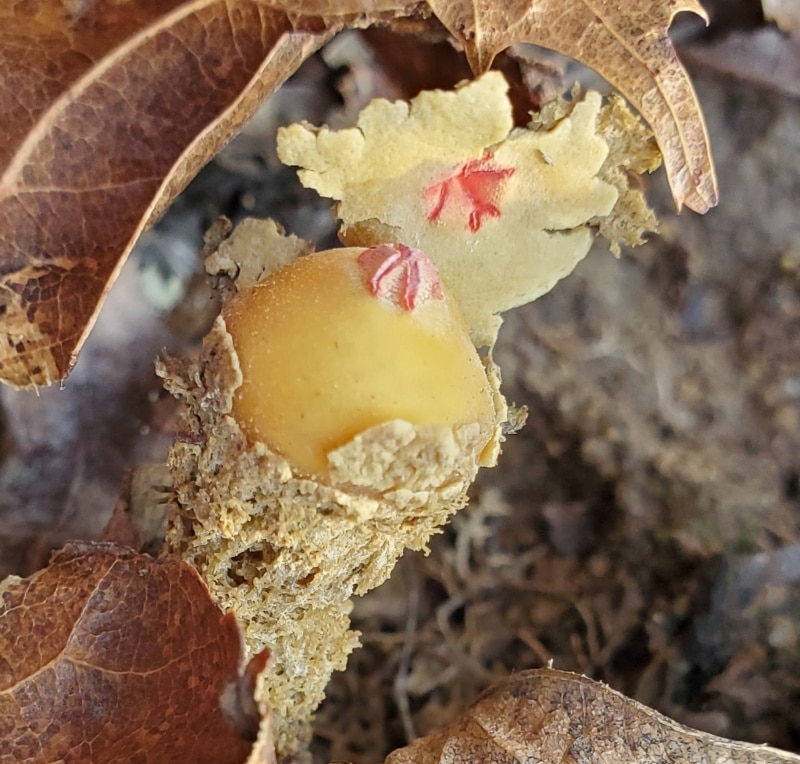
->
[0,542,272,764]
[427,0,718,215]
[0,1,336,388]
[385,669,800,764]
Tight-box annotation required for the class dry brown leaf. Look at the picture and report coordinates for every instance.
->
[0,541,273,763]
[0,1,338,388]
[1,0,716,389]
[427,0,717,215]
[385,669,800,764]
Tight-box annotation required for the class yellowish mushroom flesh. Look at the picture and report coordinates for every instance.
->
[223,246,494,477]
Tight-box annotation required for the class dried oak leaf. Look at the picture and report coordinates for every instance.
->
[1,0,715,389]
[0,541,273,764]
[0,1,339,389]
[427,0,717,215]
[385,669,800,764]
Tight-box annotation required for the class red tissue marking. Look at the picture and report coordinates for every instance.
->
[357,243,444,312]
[424,153,515,233]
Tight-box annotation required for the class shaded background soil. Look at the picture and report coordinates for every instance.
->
[2,3,799,761]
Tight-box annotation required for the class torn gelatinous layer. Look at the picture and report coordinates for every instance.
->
[277,72,658,349]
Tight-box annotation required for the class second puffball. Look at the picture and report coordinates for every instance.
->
[222,244,495,477]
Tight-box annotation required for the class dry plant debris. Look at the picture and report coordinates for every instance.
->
[0,541,275,764]
[0,0,714,388]
[385,669,800,764]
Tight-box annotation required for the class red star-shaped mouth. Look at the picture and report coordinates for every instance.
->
[425,153,515,233]
[357,243,444,312]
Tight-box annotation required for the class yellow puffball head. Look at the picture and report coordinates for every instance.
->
[223,246,494,477]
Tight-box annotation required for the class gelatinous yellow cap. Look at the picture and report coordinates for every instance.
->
[223,244,495,477]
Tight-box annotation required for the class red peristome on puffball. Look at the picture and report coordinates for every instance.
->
[357,243,444,311]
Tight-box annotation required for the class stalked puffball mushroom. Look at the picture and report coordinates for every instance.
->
[161,236,506,756]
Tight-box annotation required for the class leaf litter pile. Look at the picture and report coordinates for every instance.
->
[2,1,800,763]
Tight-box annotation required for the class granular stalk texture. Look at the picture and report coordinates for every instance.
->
[160,310,505,756]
